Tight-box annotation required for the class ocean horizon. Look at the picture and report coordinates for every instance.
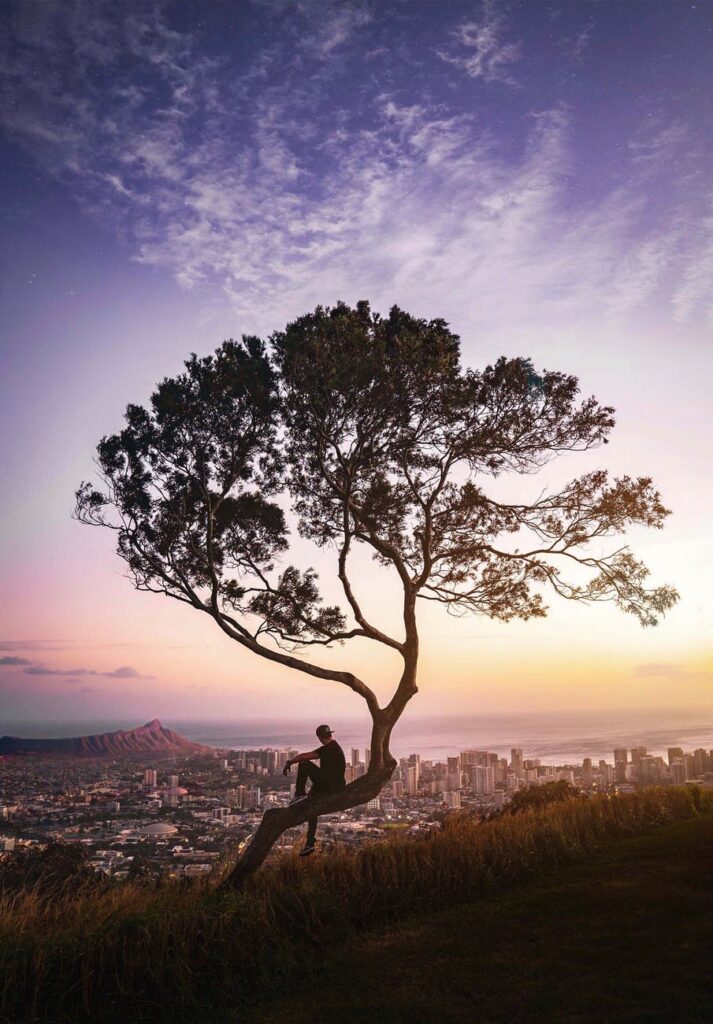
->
[4,709,713,766]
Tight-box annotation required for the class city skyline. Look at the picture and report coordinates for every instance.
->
[1,1,712,726]
[3,728,712,877]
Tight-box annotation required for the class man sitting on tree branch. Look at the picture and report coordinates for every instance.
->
[283,724,346,856]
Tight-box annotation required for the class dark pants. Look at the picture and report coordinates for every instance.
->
[295,761,344,844]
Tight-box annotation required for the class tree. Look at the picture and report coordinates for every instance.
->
[74,301,678,887]
[505,779,580,815]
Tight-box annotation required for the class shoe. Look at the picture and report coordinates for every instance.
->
[299,843,316,857]
[289,794,309,805]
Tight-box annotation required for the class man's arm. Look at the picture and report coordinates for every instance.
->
[283,748,321,775]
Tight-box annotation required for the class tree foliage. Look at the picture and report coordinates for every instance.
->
[505,779,580,815]
[76,301,677,673]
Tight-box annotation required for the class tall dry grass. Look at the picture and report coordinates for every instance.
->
[1,785,710,1024]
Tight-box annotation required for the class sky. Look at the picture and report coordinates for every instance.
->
[0,0,711,732]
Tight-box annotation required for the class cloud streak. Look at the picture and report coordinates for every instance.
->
[0,660,154,680]
[632,663,713,682]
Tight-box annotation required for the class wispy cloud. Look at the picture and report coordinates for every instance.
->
[308,3,372,56]
[0,660,154,680]
[560,22,594,64]
[437,1,521,85]
[1,0,710,334]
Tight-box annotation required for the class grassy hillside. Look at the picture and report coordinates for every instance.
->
[1,786,711,1023]
[245,813,713,1023]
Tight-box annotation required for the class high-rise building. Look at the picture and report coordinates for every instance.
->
[406,754,420,787]
[667,747,684,766]
[405,765,418,796]
[247,787,261,808]
[143,769,157,790]
[473,766,495,795]
[391,780,404,799]
[614,748,628,783]
[671,760,686,784]
[351,748,360,767]
[446,791,461,809]
[367,796,381,811]
[227,786,248,808]
[582,758,593,789]
[693,748,707,777]
[365,747,371,769]
[630,747,647,778]
[511,748,523,775]
[169,774,179,789]
[638,756,665,785]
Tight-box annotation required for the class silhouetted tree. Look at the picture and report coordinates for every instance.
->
[74,301,678,887]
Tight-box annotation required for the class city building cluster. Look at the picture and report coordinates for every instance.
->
[2,739,711,878]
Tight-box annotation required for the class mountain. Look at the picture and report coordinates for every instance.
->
[0,719,214,758]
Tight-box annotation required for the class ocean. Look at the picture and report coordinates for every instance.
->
[5,709,713,765]
[171,709,713,765]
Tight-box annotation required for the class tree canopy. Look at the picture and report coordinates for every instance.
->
[76,301,677,672]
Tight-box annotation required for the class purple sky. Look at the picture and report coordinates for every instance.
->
[1,1,711,728]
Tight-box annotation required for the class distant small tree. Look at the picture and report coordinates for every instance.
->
[505,779,580,815]
[0,841,98,896]
[74,301,678,887]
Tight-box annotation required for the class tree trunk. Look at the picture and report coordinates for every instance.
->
[218,714,398,890]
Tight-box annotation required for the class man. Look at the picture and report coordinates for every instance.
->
[283,724,346,857]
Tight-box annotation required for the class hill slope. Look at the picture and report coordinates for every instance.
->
[0,718,212,757]
[245,814,713,1024]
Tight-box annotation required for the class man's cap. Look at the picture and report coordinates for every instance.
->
[316,724,333,737]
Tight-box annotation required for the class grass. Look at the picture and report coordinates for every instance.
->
[244,813,713,1023]
[0,785,711,1023]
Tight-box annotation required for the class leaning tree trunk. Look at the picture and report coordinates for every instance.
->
[218,711,399,890]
